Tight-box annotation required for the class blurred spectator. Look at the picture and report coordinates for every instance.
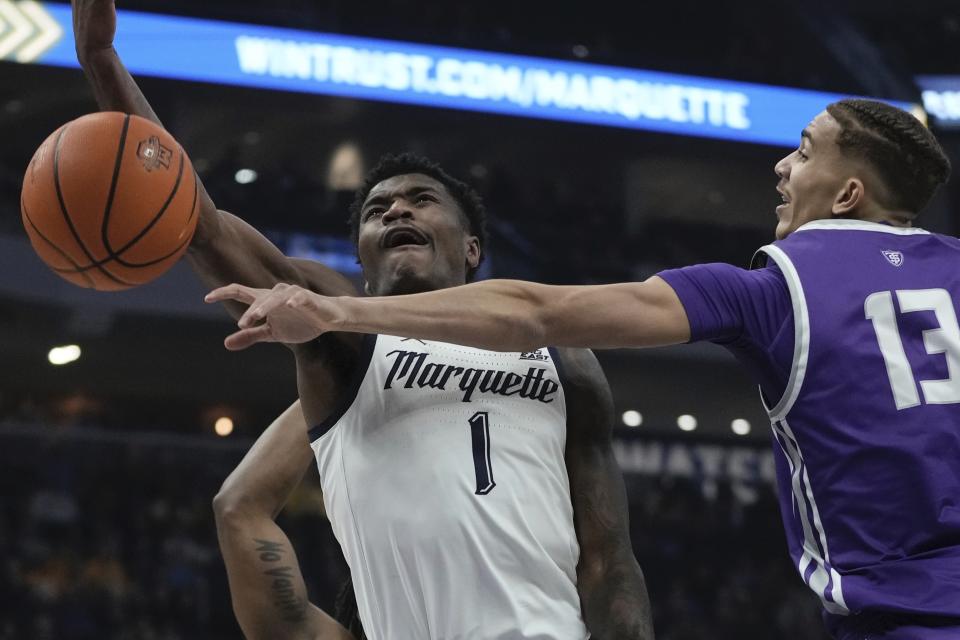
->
[0,421,827,639]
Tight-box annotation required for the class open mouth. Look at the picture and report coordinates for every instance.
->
[381,226,430,249]
[775,187,790,216]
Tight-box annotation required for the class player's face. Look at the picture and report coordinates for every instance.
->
[772,111,850,240]
[357,173,481,296]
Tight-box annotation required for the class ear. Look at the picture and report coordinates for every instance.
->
[831,178,865,216]
[465,235,481,270]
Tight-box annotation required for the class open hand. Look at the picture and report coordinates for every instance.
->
[205,283,345,350]
[72,0,117,63]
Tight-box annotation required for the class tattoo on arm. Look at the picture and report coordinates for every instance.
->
[254,538,309,623]
[558,348,655,640]
[571,451,654,640]
[577,475,620,531]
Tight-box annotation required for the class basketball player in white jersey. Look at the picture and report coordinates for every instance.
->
[70,2,654,638]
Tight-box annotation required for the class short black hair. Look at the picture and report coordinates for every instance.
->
[826,99,951,215]
[348,152,489,279]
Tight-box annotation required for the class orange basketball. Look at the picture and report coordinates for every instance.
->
[20,112,199,291]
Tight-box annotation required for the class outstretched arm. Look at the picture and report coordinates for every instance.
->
[334,278,689,351]
[71,0,357,320]
[559,348,655,640]
[213,401,354,640]
[206,276,690,352]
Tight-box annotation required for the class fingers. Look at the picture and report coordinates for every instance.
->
[223,324,276,351]
[205,283,260,305]
[235,284,305,328]
[237,291,288,329]
[210,284,313,350]
[285,290,312,310]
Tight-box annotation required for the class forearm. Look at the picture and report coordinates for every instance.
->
[579,559,654,640]
[79,46,161,123]
[216,510,312,635]
[335,278,687,351]
[212,402,349,639]
[338,279,549,351]
[77,41,230,258]
[71,3,340,323]
[214,508,348,640]
[186,212,304,319]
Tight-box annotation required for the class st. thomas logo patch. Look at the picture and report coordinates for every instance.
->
[882,250,904,267]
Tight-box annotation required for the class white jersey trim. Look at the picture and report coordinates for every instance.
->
[755,244,809,420]
[794,219,931,235]
[774,418,849,615]
[308,333,379,443]
[756,242,848,614]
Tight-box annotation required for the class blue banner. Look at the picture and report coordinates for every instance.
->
[917,76,960,130]
[22,2,914,147]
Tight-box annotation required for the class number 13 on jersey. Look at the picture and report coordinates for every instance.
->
[865,288,960,410]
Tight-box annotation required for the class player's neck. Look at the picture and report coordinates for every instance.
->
[375,276,468,297]
[846,207,914,228]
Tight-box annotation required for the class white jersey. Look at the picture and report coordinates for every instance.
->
[310,334,588,640]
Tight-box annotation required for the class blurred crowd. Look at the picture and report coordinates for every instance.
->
[0,422,826,640]
[0,429,345,640]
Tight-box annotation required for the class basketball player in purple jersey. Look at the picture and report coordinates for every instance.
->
[71,1,655,638]
[213,100,960,639]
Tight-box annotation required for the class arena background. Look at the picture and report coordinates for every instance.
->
[1,1,959,638]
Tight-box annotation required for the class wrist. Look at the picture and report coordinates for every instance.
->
[77,44,116,68]
[335,296,362,332]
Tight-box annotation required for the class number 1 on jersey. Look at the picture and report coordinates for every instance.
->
[468,412,496,495]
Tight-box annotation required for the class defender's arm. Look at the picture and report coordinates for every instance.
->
[558,348,655,640]
[206,277,688,352]
[213,401,355,640]
[336,277,689,351]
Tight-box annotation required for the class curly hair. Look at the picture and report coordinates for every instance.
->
[826,99,951,215]
[348,152,489,280]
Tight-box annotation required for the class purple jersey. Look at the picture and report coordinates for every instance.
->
[661,219,960,634]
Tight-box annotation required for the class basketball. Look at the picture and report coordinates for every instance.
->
[20,112,199,291]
